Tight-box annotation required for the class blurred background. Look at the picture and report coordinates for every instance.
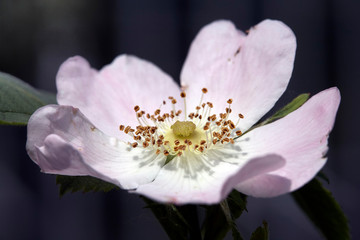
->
[0,0,359,239]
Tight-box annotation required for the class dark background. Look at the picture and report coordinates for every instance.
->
[0,0,359,239]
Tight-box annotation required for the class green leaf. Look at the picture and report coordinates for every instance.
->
[244,93,310,134]
[202,190,247,240]
[141,197,190,240]
[262,93,310,125]
[56,175,118,197]
[250,221,269,240]
[0,71,57,125]
[292,179,350,240]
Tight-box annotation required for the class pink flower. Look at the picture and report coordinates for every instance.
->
[26,20,340,204]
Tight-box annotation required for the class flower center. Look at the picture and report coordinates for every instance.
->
[164,121,207,150]
[171,120,196,137]
[119,88,245,157]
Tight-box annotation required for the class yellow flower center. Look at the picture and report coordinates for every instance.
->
[165,121,207,150]
[118,88,245,157]
[171,120,196,137]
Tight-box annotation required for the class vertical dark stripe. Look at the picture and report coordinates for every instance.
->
[97,0,117,64]
[252,0,264,24]
[103,191,121,239]
[176,0,190,83]
[324,0,337,87]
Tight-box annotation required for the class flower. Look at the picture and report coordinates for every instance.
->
[26,19,340,205]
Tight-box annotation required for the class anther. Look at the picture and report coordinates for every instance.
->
[202,88,208,94]
[236,130,242,136]
[134,105,140,112]
[124,126,131,134]
[132,142,138,148]
[180,92,186,98]
[239,113,244,119]
[227,99,233,104]
[119,125,125,131]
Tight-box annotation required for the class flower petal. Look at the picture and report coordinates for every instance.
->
[135,146,284,205]
[221,154,287,197]
[235,87,341,197]
[56,55,181,138]
[180,20,296,131]
[26,105,166,189]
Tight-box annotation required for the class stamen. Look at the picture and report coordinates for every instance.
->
[180,91,187,120]
[123,87,245,156]
[196,88,208,115]
[132,142,138,148]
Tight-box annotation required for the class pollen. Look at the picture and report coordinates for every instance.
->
[119,87,245,157]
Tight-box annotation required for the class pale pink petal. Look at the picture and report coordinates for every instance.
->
[135,147,285,205]
[235,87,341,197]
[221,154,287,197]
[181,20,296,131]
[26,105,166,189]
[56,55,181,139]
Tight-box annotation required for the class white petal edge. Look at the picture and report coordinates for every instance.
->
[135,146,285,205]
[26,105,166,189]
